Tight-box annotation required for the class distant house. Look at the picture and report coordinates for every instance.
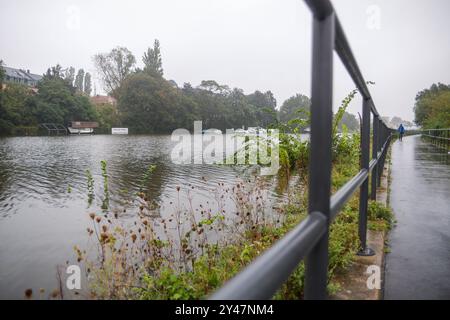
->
[90,95,117,105]
[3,66,42,87]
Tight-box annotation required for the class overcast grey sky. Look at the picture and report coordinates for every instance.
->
[1,0,449,121]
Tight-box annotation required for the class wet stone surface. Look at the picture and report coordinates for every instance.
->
[384,135,450,299]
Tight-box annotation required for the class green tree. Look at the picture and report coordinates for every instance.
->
[279,94,310,124]
[94,103,120,131]
[75,69,85,92]
[143,39,163,76]
[414,83,450,128]
[198,80,230,95]
[118,72,183,133]
[45,64,64,80]
[0,60,5,88]
[246,90,277,127]
[337,111,359,132]
[93,46,136,99]
[64,66,76,86]
[31,77,97,125]
[0,61,36,134]
[84,72,92,96]
[0,83,36,134]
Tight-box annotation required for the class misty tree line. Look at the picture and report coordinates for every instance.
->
[92,40,359,133]
[91,41,280,132]
[0,40,361,135]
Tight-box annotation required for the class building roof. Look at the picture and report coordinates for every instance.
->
[69,121,99,128]
[3,66,43,82]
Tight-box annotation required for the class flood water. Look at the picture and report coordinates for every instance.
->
[0,134,296,299]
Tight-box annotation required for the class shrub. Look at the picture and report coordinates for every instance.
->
[368,200,393,221]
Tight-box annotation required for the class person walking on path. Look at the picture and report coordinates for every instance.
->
[398,123,405,141]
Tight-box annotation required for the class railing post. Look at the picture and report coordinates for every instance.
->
[358,98,375,256]
[378,123,386,185]
[445,130,450,152]
[371,114,379,200]
[304,11,335,300]
[378,125,391,187]
[377,119,383,187]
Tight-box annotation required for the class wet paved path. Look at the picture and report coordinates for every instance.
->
[384,135,450,299]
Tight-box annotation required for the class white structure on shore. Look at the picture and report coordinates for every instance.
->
[112,128,128,135]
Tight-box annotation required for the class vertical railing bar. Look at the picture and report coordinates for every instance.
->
[304,11,335,300]
[377,119,382,187]
[371,114,378,200]
[357,98,375,256]
[378,123,386,185]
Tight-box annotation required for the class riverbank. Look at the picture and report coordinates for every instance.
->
[331,146,393,300]
[68,133,394,300]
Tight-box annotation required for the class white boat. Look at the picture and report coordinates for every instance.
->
[67,121,98,135]
[67,127,94,134]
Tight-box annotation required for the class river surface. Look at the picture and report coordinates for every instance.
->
[0,134,299,299]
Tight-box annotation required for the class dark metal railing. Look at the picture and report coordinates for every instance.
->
[421,128,450,151]
[210,0,394,300]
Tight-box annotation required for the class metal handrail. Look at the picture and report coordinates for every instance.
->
[420,128,450,150]
[210,0,395,300]
[210,212,327,300]
[422,134,450,141]
[422,128,450,131]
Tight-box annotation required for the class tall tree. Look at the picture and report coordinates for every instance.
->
[33,77,97,124]
[198,80,230,95]
[0,60,5,89]
[142,39,163,76]
[118,72,181,133]
[0,83,34,135]
[44,64,64,80]
[279,94,310,123]
[84,72,92,96]
[414,83,450,128]
[246,90,277,127]
[93,46,136,99]
[64,67,76,86]
[247,90,277,110]
[337,111,359,132]
[75,69,85,92]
